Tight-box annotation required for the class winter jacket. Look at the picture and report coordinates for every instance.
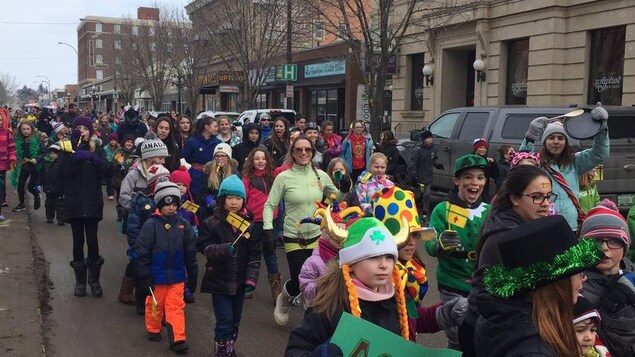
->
[233,123,263,173]
[478,155,500,203]
[11,134,45,188]
[111,147,136,188]
[60,111,77,128]
[355,172,395,215]
[579,184,600,213]
[628,203,635,262]
[495,159,510,190]
[0,128,16,171]
[298,248,329,304]
[341,133,373,172]
[118,162,148,210]
[425,191,490,295]
[217,132,242,147]
[581,262,635,357]
[59,141,112,222]
[134,213,198,287]
[182,135,221,198]
[102,143,119,162]
[377,141,400,177]
[519,128,610,231]
[474,293,558,357]
[409,143,442,185]
[263,164,343,252]
[263,136,287,166]
[199,160,239,220]
[196,209,262,295]
[126,191,155,247]
[243,172,277,222]
[259,125,272,143]
[41,157,64,193]
[162,137,182,173]
[320,132,342,169]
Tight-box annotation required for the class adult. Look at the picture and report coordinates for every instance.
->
[60,103,78,127]
[258,113,272,143]
[264,117,290,166]
[60,116,112,298]
[376,130,400,178]
[520,105,609,231]
[181,116,220,201]
[459,165,555,356]
[233,123,263,173]
[116,107,148,142]
[341,119,373,183]
[290,114,307,133]
[175,115,193,151]
[154,116,181,172]
[474,215,603,356]
[96,114,113,144]
[216,116,242,147]
[263,135,344,326]
[302,123,326,169]
[319,120,342,169]
[37,109,53,136]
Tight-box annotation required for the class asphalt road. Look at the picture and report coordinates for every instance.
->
[28,194,447,356]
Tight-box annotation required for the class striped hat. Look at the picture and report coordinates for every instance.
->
[579,205,630,252]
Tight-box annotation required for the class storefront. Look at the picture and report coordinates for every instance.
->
[199,71,244,112]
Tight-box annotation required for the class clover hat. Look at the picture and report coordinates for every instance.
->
[453,154,489,177]
[484,215,604,299]
[338,217,398,267]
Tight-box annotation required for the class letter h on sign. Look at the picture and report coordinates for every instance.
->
[277,65,297,81]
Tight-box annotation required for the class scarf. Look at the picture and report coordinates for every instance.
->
[351,278,394,302]
[10,134,40,188]
[397,259,428,317]
[545,165,586,229]
[318,238,339,263]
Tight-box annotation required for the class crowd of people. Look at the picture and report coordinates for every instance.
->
[0,102,634,356]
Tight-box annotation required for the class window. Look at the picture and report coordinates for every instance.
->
[95,39,103,49]
[506,38,529,104]
[458,112,489,140]
[132,26,139,35]
[336,23,347,37]
[114,24,121,34]
[95,55,103,65]
[314,21,324,39]
[501,114,536,140]
[409,53,424,111]
[96,70,104,79]
[95,23,102,33]
[588,26,625,105]
[114,40,121,49]
[429,112,460,139]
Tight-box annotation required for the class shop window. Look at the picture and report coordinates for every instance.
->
[409,53,424,111]
[588,26,625,105]
[505,38,529,105]
[95,39,103,49]
[95,23,102,33]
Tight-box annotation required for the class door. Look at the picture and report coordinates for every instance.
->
[427,112,461,192]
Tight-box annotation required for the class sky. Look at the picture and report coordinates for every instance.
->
[0,0,187,92]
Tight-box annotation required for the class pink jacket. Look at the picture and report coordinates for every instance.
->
[0,129,16,171]
[299,248,329,305]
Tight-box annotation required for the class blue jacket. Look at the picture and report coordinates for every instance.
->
[182,135,220,198]
[341,134,373,172]
[135,213,198,285]
[126,190,155,247]
[519,129,609,231]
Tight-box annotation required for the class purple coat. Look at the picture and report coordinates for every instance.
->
[299,248,329,305]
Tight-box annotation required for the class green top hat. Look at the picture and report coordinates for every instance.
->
[453,154,488,177]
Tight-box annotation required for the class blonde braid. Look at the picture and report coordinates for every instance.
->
[392,265,410,339]
[310,163,323,190]
[342,265,361,317]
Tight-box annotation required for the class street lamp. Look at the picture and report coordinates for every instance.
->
[90,85,98,111]
[171,73,185,114]
[58,42,79,86]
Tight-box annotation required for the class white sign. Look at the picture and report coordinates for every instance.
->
[219,85,240,93]
[286,85,294,98]
[356,84,371,122]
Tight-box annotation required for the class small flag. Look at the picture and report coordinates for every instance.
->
[149,286,158,319]
[181,200,200,213]
[226,212,250,232]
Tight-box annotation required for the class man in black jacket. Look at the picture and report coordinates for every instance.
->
[409,130,443,218]
[60,103,78,127]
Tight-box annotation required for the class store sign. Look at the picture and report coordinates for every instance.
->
[364,53,397,75]
[286,85,294,98]
[277,64,298,81]
[219,85,240,93]
[304,60,346,78]
[356,84,371,122]
[594,75,622,93]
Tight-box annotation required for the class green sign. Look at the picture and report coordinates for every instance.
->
[277,64,297,81]
[331,312,462,357]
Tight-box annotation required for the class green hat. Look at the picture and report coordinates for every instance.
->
[453,154,489,177]
[338,217,398,267]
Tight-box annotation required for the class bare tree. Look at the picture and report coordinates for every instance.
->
[0,72,19,105]
[298,0,480,139]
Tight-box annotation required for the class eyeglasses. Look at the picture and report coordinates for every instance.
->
[260,118,270,121]
[353,126,365,129]
[294,147,313,154]
[521,192,558,204]
[597,238,624,249]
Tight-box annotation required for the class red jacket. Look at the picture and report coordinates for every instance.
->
[243,171,278,222]
[0,129,16,171]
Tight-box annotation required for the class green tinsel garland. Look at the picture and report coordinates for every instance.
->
[10,134,42,188]
[484,238,603,299]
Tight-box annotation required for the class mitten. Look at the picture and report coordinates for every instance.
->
[434,230,462,255]
[435,297,468,330]
[338,175,351,193]
[187,274,198,294]
[127,245,138,261]
[600,275,635,313]
[204,195,216,209]
[311,343,343,357]
[591,102,608,131]
[71,150,94,162]
[70,129,82,144]
[524,116,550,143]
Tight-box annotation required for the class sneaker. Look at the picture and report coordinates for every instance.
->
[107,196,115,201]
[1,202,7,207]
[12,204,26,212]
[0,215,5,221]
[147,332,162,342]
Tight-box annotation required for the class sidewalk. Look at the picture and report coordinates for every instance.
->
[0,190,47,356]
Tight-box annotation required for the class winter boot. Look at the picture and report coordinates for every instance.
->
[268,273,282,304]
[86,256,105,298]
[214,338,236,357]
[118,275,136,305]
[70,260,87,297]
[170,341,189,354]
[274,281,299,326]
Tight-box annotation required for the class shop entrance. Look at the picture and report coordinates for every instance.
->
[308,88,345,132]
[440,47,476,111]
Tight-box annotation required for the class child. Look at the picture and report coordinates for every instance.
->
[425,153,491,349]
[10,120,45,212]
[0,108,16,220]
[409,129,444,218]
[573,296,611,357]
[242,148,280,302]
[103,132,121,201]
[326,158,358,208]
[200,143,238,221]
[355,152,394,215]
[196,175,261,356]
[134,181,197,354]
[579,204,635,356]
[509,150,541,167]
[112,135,137,222]
[579,167,600,213]
[495,144,513,190]
[472,138,499,203]
[377,130,400,178]
[41,144,65,225]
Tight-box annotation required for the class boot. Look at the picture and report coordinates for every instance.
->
[86,256,105,298]
[118,275,136,305]
[268,273,282,304]
[214,338,235,357]
[70,261,87,297]
[274,281,299,326]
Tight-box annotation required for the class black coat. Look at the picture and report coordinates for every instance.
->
[233,123,263,173]
[60,142,112,221]
[377,142,400,177]
[285,299,402,357]
[409,143,443,185]
[60,111,77,128]
[41,158,64,193]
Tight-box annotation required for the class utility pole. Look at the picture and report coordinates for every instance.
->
[286,0,293,110]
[172,74,185,114]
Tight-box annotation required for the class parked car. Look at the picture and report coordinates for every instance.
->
[195,111,241,122]
[234,109,296,127]
[398,105,635,211]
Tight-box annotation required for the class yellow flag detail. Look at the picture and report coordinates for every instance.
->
[181,200,200,214]
[226,212,250,232]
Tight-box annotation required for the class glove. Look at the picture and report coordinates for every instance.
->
[338,174,351,193]
[228,244,236,256]
[434,230,462,255]
[311,343,343,357]
[264,229,276,243]
[204,195,216,209]
[70,129,82,144]
[435,297,468,330]
[138,276,153,296]
[600,275,635,313]
[244,285,255,294]
[71,150,95,162]
[524,116,552,143]
[187,274,198,294]
[127,245,138,261]
[591,102,608,131]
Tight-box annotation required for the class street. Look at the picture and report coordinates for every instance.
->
[6,191,447,356]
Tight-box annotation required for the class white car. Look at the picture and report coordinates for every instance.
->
[195,111,241,122]
[233,109,297,137]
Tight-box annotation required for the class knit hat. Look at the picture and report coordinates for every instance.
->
[123,134,135,144]
[484,215,604,299]
[303,122,319,133]
[217,175,245,199]
[372,186,436,245]
[72,116,94,136]
[420,129,433,141]
[213,143,232,158]
[108,132,118,142]
[579,205,630,253]
[146,164,171,193]
[473,138,488,152]
[154,181,181,209]
[51,122,66,136]
[48,144,61,153]
[453,154,489,177]
[140,132,169,160]
[573,295,601,326]
[510,151,541,167]
[338,217,398,267]
[170,165,191,189]
[542,122,569,143]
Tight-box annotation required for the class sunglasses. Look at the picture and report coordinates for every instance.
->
[260,118,270,121]
[294,147,313,154]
